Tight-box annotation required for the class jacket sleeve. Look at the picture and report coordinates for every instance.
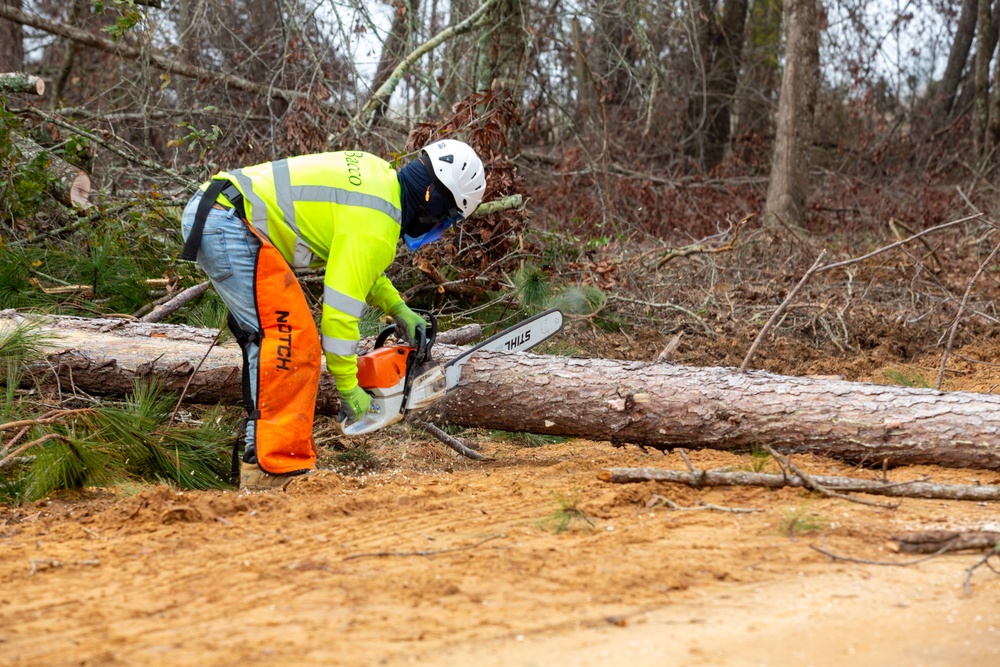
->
[320,234,397,392]
[366,274,404,314]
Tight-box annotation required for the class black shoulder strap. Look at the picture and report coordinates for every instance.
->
[180,179,227,262]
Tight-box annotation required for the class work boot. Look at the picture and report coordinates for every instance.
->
[239,461,312,492]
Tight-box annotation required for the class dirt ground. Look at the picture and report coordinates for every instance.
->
[2,342,1000,666]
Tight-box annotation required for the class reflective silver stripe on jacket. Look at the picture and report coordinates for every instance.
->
[291,185,402,225]
[322,334,359,357]
[229,166,316,269]
[272,160,318,268]
[229,163,401,268]
[324,285,367,319]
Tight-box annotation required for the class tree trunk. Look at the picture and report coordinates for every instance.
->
[0,0,23,72]
[974,0,993,157]
[370,0,421,119]
[764,0,818,229]
[7,312,1000,471]
[12,134,91,208]
[935,0,978,121]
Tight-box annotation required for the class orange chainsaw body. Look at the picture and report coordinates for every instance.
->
[356,345,412,390]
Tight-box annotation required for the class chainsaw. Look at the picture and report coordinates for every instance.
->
[337,308,564,436]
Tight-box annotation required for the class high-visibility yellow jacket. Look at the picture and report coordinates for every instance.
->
[205,151,405,391]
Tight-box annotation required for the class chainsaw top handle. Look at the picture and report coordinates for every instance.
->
[373,308,437,363]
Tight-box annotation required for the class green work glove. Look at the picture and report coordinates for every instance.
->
[338,386,372,424]
[387,301,427,348]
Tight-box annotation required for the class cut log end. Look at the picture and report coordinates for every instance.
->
[70,172,92,208]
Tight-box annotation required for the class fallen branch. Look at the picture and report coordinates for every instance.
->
[409,419,484,460]
[646,214,752,270]
[739,249,826,372]
[140,282,210,324]
[763,443,896,509]
[342,534,504,561]
[886,530,1000,554]
[598,467,1000,501]
[963,547,1000,595]
[0,4,307,105]
[0,72,44,96]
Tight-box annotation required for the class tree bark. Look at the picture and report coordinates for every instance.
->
[935,0,978,121]
[7,311,1000,471]
[0,71,43,95]
[974,0,993,157]
[0,0,23,73]
[764,0,818,229]
[370,0,421,119]
[12,134,91,208]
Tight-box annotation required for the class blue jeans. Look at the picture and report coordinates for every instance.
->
[180,191,263,451]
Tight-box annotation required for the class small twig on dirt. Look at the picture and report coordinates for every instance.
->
[815,213,984,275]
[763,444,897,509]
[409,419,485,461]
[888,218,945,272]
[647,494,757,514]
[647,214,753,270]
[167,327,225,429]
[139,281,210,324]
[677,448,697,474]
[963,546,1000,595]
[935,240,1000,390]
[810,542,956,567]
[607,296,715,336]
[739,250,827,373]
[342,534,505,561]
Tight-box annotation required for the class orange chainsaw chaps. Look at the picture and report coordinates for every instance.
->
[248,226,321,475]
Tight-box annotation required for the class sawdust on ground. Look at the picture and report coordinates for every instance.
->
[2,342,1000,666]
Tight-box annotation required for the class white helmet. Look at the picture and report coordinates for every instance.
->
[422,139,486,217]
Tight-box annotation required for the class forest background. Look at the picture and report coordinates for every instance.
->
[0,0,999,497]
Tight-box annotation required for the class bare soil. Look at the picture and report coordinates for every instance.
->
[2,340,1000,666]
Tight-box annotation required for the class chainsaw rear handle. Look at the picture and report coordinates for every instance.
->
[373,308,437,359]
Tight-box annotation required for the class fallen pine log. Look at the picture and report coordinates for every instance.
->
[4,310,1000,470]
[597,467,1000,501]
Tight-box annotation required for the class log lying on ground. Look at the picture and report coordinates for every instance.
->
[12,134,91,207]
[0,72,45,95]
[4,310,1000,470]
[887,530,1000,553]
[598,467,1000,501]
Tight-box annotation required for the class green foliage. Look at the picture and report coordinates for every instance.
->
[740,444,772,473]
[0,317,58,383]
[0,105,54,230]
[537,493,595,534]
[1,381,233,504]
[485,429,570,448]
[551,285,606,316]
[780,505,827,537]
[881,368,930,388]
[168,123,223,164]
[96,1,144,41]
[513,263,552,310]
[182,290,229,333]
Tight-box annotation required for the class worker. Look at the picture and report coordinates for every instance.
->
[179,139,486,491]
